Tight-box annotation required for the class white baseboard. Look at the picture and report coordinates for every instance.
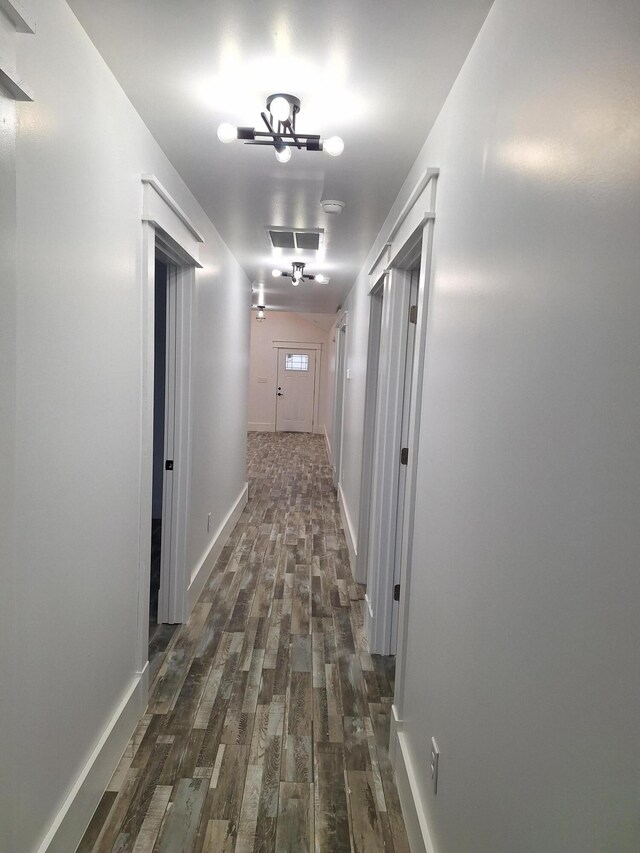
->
[188,483,248,612]
[248,422,274,432]
[322,425,331,460]
[390,709,438,853]
[337,483,357,571]
[37,665,148,853]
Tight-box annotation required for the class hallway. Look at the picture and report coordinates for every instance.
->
[78,432,409,852]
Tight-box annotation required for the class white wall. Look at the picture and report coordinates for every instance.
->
[248,311,334,436]
[336,0,640,850]
[0,11,18,853]
[2,1,250,850]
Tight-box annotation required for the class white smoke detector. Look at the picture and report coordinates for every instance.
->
[320,199,345,215]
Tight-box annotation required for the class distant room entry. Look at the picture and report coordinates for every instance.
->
[275,347,318,432]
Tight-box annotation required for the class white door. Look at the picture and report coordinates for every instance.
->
[391,267,420,651]
[275,349,317,432]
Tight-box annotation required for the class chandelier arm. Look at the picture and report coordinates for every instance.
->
[282,118,304,150]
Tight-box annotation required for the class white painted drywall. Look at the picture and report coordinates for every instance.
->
[2,1,250,850]
[336,0,640,850]
[0,13,18,853]
[248,311,334,435]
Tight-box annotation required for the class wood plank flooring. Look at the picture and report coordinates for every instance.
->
[78,432,409,853]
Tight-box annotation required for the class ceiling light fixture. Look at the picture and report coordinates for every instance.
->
[255,305,266,321]
[217,93,344,163]
[271,262,328,286]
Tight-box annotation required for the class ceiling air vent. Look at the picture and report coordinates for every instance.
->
[267,227,323,251]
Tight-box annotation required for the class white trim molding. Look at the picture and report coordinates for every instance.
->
[368,169,439,283]
[248,422,275,432]
[390,713,439,853]
[271,339,324,350]
[0,57,33,100]
[0,0,35,33]
[36,667,148,853]
[388,168,439,243]
[323,425,331,460]
[188,483,248,611]
[0,0,35,101]
[338,483,357,571]
[141,175,204,243]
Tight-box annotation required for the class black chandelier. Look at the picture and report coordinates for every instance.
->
[272,262,328,286]
[217,93,344,163]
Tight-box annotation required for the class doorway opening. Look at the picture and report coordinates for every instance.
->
[331,314,348,489]
[365,233,426,659]
[275,347,318,432]
[355,287,384,587]
[150,258,168,644]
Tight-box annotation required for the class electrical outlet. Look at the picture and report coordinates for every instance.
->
[207,512,212,533]
[430,737,440,795]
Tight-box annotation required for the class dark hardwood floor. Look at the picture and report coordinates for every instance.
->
[78,431,409,852]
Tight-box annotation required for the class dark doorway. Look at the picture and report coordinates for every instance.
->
[150,258,167,639]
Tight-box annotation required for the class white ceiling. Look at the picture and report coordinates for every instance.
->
[67,0,493,314]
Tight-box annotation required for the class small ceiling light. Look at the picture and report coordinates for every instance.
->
[217,93,344,163]
[217,122,237,144]
[275,146,292,164]
[255,305,266,321]
[272,262,327,286]
[269,95,291,123]
[320,199,345,215]
[323,136,345,157]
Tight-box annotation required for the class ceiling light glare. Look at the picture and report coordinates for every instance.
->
[217,122,237,144]
[323,135,344,157]
[291,278,300,286]
[314,274,327,283]
[269,95,291,123]
[275,146,292,164]
[272,268,283,277]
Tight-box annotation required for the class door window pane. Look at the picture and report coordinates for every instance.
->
[285,353,309,372]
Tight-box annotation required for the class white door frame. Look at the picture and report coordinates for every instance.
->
[365,264,415,654]
[392,222,435,721]
[363,170,438,661]
[273,342,322,433]
[355,285,384,586]
[137,176,202,680]
[331,312,348,489]
[155,245,193,626]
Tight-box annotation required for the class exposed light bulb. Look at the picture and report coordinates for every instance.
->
[291,278,300,286]
[256,306,266,321]
[269,96,291,123]
[272,269,282,277]
[217,122,237,144]
[275,146,292,164]
[314,274,327,283]
[323,135,344,157]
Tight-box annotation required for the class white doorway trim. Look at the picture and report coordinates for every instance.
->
[136,176,202,680]
[363,169,438,658]
[365,267,414,654]
[331,312,348,490]
[355,283,384,587]
[272,340,323,433]
[392,222,436,721]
